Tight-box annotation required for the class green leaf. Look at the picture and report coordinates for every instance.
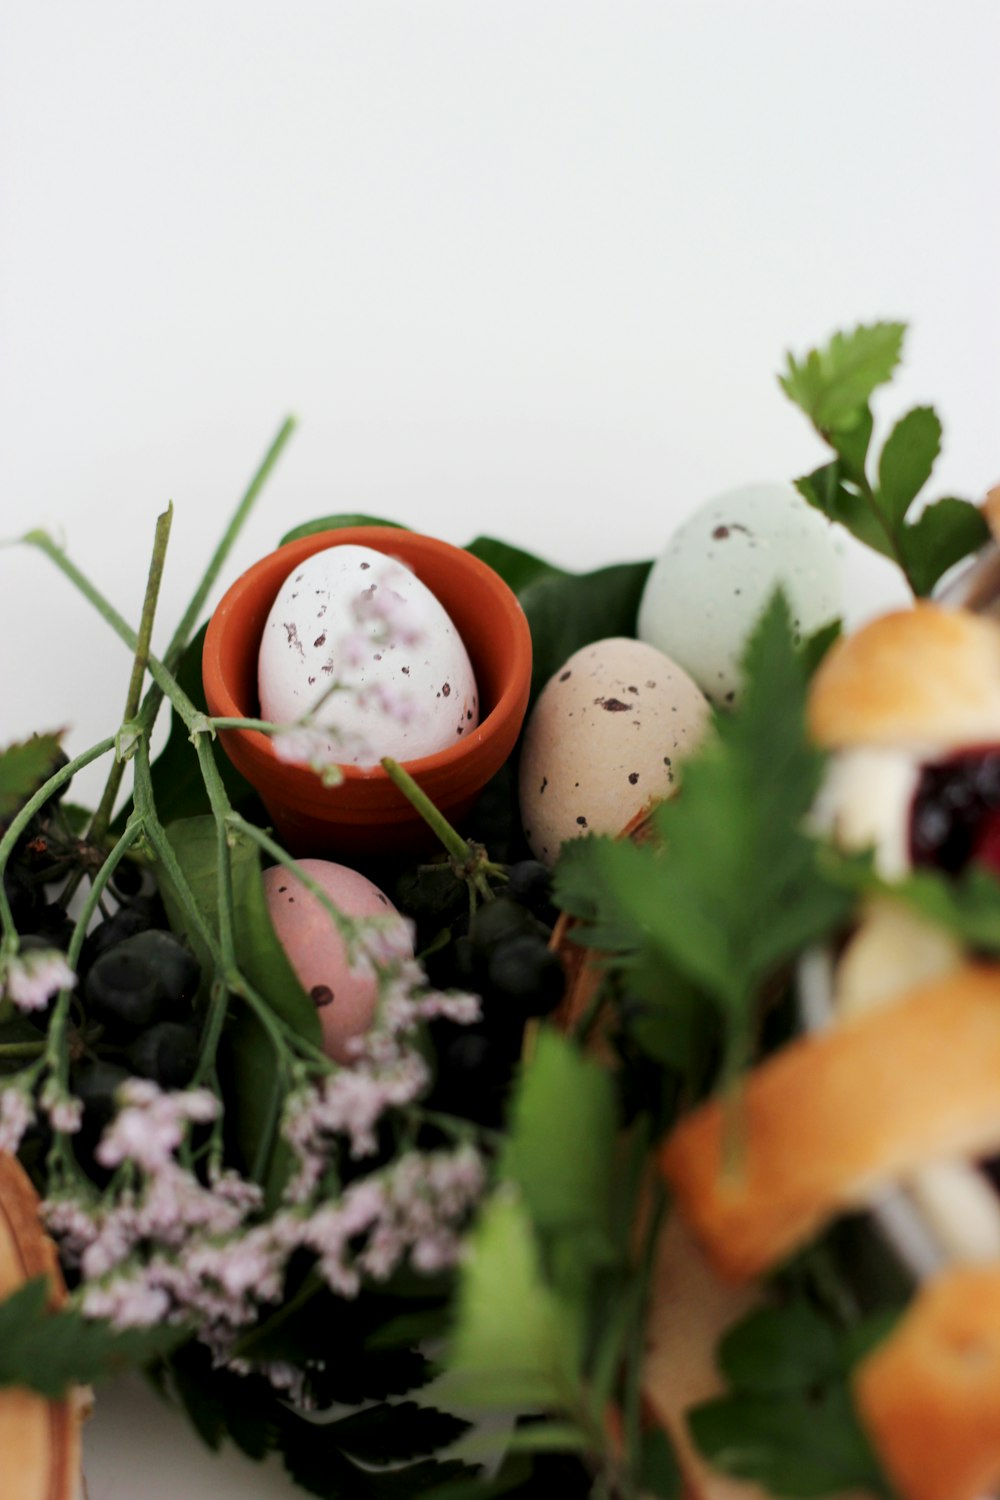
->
[877,406,942,527]
[798,618,842,679]
[638,1428,683,1499]
[580,595,853,1063]
[519,560,652,706]
[717,1301,841,1395]
[866,860,1000,953]
[500,1028,618,1253]
[157,815,319,1188]
[898,495,991,597]
[464,537,565,595]
[442,1187,585,1410]
[0,733,64,820]
[689,1386,888,1498]
[794,465,893,558]
[279,514,407,546]
[779,322,906,433]
[0,1278,186,1399]
[160,814,319,1045]
[323,1402,470,1465]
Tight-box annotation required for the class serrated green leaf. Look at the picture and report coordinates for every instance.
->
[794,466,893,558]
[280,514,408,546]
[877,406,941,527]
[499,1029,618,1261]
[442,1188,585,1410]
[779,322,906,433]
[798,617,842,679]
[0,733,64,820]
[898,494,990,597]
[324,1401,470,1465]
[0,1278,186,1399]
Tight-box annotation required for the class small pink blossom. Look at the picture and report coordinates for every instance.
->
[351,566,424,646]
[82,1274,171,1329]
[0,1087,34,1154]
[3,947,75,1012]
[41,1079,83,1135]
[96,1081,218,1172]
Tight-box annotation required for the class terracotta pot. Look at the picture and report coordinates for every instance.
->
[202,527,533,857]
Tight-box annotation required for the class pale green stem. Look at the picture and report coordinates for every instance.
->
[88,505,173,845]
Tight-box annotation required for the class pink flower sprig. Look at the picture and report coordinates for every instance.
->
[1,946,75,1013]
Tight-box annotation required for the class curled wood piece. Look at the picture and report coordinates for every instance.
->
[854,1264,1000,1500]
[659,964,1000,1284]
[0,1153,83,1500]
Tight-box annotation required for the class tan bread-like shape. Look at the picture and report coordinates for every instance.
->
[807,603,1000,751]
[0,1153,82,1500]
[642,1215,770,1500]
[659,964,1000,1283]
[854,1264,1000,1500]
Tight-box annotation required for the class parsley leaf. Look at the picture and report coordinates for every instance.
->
[0,1278,185,1398]
[581,594,852,1075]
[781,322,989,597]
[779,322,905,434]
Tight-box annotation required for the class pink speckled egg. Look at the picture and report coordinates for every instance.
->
[262,858,412,1063]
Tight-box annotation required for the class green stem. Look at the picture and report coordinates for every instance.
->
[88,505,173,845]
[162,417,295,677]
[621,1179,667,1473]
[380,756,503,901]
[0,1041,45,1059]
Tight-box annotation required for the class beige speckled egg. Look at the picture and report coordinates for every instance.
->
[518,637,711,866]
[262,858,412,1063]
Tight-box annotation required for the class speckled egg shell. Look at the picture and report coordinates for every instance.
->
[263,858,412,1063]
[518,637,711,867]
[258,543,479,768]
[637,481,843,707]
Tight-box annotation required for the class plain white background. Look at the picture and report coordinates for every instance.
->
[1,3,999,1496]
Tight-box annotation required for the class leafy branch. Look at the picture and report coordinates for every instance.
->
[780,321,989,596]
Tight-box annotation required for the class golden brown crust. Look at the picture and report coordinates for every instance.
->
[854,1264,1000,1500]
[0,1154,82,1500]
[659,964,1000,1283]
[807,603,1000,751]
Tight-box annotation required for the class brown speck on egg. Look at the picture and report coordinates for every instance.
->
[663,756,672,767]
[466,710,473,720]
[377,893,389,906]
[278,886,287,893]
[539,776,548,795]
[360,561,370,570]
[401,666,410,675]
[628,685,639,694]
[314,633,327,648]
[457,726,463,734]
[307,676,316,685]
[646,680,656,689]
[576,815,588,828]
[295,574,304,582]
[628,772,639,785]
[442,683,451,697]
[310,985,334,1008]
[725,690,736,703]
[595,697,632,712]
[283,623,305,657]
[374,653,382,662]
[559,670,572,682]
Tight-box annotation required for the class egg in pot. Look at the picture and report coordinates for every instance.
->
[262,858,413,1063]
[518,636,711,867]
[258,543,480,769]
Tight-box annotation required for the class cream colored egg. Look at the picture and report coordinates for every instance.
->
[258,544,479,769]
[518,637,711,866]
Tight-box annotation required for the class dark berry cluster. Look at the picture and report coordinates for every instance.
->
[394,858,566,1127]
[909,746,1000,875]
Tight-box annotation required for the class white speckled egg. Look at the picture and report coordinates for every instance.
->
[518,637,711,867]
[637,482,843,707]
[263,858,412,1063]
[258,544,479,768]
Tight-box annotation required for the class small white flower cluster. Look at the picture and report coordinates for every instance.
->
[0,1085,34,1154]
[1,945,75,1013]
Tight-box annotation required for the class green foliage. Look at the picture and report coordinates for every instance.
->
[689,1296,893,1498]
[464,537,565,596]
[0,732,64,820]
[556,595,853,1081]
[781,321,989,596]
[0,1278,185,1398]
[279,514,407,545]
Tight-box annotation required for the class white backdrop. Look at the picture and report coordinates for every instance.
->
[2,3,999,1495]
